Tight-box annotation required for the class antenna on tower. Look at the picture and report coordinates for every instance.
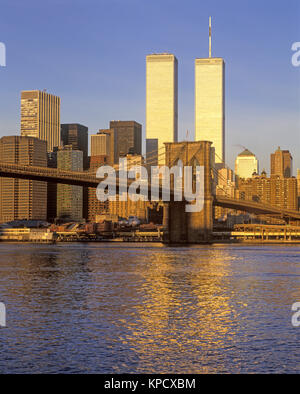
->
[186,130,189,141]
[209,16,212,58]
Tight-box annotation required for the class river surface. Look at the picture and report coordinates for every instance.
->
[0,242,299,373]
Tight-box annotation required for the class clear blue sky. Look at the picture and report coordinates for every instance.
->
[0,0,299,172]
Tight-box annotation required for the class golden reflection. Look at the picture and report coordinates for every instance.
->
[118,246,242,372]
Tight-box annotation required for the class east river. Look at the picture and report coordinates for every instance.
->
[0,243,299,373]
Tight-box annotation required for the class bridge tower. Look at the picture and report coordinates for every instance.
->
[163,141,214,243]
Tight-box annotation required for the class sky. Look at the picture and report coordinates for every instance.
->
[0,0,299,172]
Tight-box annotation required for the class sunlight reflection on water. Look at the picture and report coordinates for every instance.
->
[0,243,299,373]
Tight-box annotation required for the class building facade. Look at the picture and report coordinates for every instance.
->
[110,121,142,164]
[57,147,83,221]
[47,151,58,222]
[235,149,259,180]
[61,124,88,169]
[87,155,109,222]
[21,90,60,152]
[214,167,236,220]
[271,147,293,178]
[238,172,298,211]
[91,131,111,157]
[146,54,178,164]
[195,58,225,165]
[0,136,47,223]
[108,154,147,221]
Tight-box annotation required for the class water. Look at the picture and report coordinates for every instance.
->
[0,242,299,373]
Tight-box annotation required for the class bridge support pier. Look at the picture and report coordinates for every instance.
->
[163,199,213,243]
[162,141,213,244]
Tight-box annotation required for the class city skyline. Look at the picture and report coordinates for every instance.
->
[1,0,300,377]
[0,0,299,172]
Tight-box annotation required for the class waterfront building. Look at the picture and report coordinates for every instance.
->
[57,146,83,221]
[0,136,47,222]
[21,90,60,152]
[108,196,147,221]
[271,147,293,178]
[235,149,259,180]
[146,53,178,164]
[238,172,298,211]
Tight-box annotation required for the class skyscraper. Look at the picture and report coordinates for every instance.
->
[270,147,293,178]
[91,131,111,157]
[110,121,142,164]
[0,136,47,223]
[235,149,259,180]
[195,18,225,165]
[146,53,178,164]
[21,90,60,152]
[61,124,88,169]
[57,146,83,221]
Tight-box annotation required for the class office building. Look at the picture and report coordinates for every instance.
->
[61,124,88,169]
[110,121,142,164]
[47,150,58,222]
[0,136,47,222]
[108,153,147,221]
[235,149,259,180]
[91,131,111,157]
[146,53,178,164]
[21,90,60,152]
[195,57,225,165]
[271,147,293,178]
[87,155,109,222]
[57,146,83,221]
[195,18,225,165]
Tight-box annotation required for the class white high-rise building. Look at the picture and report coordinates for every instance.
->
[195,18,225,165]
[146,53,178,164]
[21,90,60,152]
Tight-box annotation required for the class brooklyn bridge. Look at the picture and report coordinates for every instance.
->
[0,141,299,243]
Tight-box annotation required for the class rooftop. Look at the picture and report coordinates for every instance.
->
[238,149,255,157]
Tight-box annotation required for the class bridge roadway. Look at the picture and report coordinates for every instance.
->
[0,161,102,187]
[0,161,300,221]
[214,196,300,221]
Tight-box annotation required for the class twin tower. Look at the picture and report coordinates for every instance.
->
[146,50,225,166]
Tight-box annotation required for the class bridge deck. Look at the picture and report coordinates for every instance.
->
[0,161,299,221]
[214,195,300,221]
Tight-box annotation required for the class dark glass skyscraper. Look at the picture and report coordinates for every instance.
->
[61,124,88,169]
[109,121,142,164]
